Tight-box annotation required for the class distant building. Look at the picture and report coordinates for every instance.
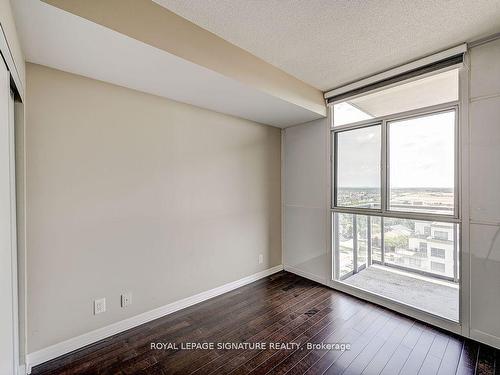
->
[402,221,455,279]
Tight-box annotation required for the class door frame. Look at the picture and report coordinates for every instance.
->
[0,51,20,375]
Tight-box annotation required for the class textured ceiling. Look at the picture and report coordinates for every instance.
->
[154,0,500,91]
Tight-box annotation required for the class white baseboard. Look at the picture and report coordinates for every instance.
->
[284,265,328,286]
[26,265,283,372]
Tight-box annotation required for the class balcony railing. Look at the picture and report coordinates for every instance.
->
[333,213,459,283]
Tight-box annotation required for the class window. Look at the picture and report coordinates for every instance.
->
[332,99,457,218]
[431,261,446,273]
[388,110,455,215]
[335,125,381,208]
[332,107,457,218]
[336,213,354,279]
[332,68,460,283]
[334,213,372,280]
[419,242,427,252]
[431,247,446,259]
[434,230,449,241]
[333,213,458,279]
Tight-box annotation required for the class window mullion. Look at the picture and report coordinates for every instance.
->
[381,119,388,213]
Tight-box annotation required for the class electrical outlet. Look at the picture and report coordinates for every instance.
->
[258,254,264,264]
[121,292,132,308]
[94,298,106,315]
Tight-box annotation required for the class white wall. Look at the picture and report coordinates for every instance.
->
[282,118,329,284]
[25,63,282,353]
[468,37,500,349]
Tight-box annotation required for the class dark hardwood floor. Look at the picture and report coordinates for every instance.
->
[32,272,499,375]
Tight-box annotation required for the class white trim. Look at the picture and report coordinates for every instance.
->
[18,364,26,375]
[281,129,285,269]
[324,44,467,100]
[26,265,283,372]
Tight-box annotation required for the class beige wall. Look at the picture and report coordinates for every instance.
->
[26,63,282,352]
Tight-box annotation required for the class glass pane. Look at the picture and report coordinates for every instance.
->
[335,213,354,279]
[333,68,458,126]
[336,125,381,208]
[334,213,371,278]
[388,110,455,215]
[333,102,373,126]
[383,217,458,279]
[356,215,368,268]
[336,214,460,321]
[370,216,382,262]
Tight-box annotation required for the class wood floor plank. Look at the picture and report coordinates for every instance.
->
[398,329,437,375]
[264,300,364,375]
[477,345,497,375]
[181,287,336,374]
[436,337,463,375]
[280,306,374,375]
[342,315,404,375]
[416,330,450,375]
[379,322,425,375]
[360,318,415,375]
[323,312,393,374]
[216,291,342,375]
[417,352,442,375]
[457,340,480,375]
[495,348,500,375]
[163,284,332,374]
[299,307,384,374]
[30,272,500,375]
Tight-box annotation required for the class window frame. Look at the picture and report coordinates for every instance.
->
[331,100,460,224]
[333,121,382,211]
